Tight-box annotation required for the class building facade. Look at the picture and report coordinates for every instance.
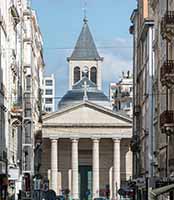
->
[42,74,55,113]
[41,18,132,200]
[109,71,133,117]
[130,0,174,199]
[0,0,44,199]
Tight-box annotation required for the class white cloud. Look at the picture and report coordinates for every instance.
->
[102,52,132,82]
[99,37,133,83]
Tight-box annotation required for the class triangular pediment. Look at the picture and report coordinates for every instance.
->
[43,102,132,127]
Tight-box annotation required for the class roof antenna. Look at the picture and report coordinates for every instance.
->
[83,0,88,23]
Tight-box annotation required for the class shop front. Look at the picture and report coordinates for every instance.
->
[0,174,8,200]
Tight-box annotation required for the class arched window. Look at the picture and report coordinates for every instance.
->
[82,66,89,78]
[90,67,97,84]
[74,67,80,84]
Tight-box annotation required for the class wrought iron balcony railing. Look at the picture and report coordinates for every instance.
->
[160,110,174,135]
[160,60,174,87]
[11,103,22,114]
[161,11,174,41]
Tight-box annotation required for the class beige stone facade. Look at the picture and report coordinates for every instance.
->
[41,102,132,199]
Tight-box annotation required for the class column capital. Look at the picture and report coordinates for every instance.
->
[71,137,79,143]
[92,137,100,142]
[112,138,121,143]
[50,137,59,141]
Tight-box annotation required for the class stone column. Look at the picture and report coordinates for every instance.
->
[72,138,79,200]
[113,138,121,200]
[51,139,58,194]
[92,138,100,199]
[109,167,113,199]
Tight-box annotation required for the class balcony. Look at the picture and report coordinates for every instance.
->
[160,110,174,135]
[161,11,174,41]
[130,135,140,152]
[160,60,174,87]
[10,0,20,26]
[11,102,22,117]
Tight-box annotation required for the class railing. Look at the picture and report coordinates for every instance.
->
[161,11,174,40]
[160,60,174,87]
[163,11,174,24]
[11,102,22,113]
[160,110,174,127]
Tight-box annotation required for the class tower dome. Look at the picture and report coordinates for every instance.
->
[58,76,111,110]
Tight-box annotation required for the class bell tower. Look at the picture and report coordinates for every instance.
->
[67,17,103,90]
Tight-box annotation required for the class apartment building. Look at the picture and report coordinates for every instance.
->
[109,71,133,117]
[130,0,174,199]
[42,74,55,113]
[0,0,44,199]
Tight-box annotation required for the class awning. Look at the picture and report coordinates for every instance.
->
[150,184,174,200]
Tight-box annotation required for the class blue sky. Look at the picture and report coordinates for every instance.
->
[32,0,136,101]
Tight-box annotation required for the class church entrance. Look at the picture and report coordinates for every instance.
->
[79,166,92,200]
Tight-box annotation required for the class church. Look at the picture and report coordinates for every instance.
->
[40,17,132,200]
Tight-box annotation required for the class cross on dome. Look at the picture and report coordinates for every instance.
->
[82,80,89,101]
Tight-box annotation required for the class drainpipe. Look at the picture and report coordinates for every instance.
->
[147,22,155,200]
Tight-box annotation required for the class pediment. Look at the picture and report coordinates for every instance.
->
[43,102,132,127]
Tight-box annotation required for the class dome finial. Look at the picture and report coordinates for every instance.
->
[83,0,88,24]
[83,16,88,24]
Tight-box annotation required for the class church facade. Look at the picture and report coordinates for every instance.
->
[40,18,132,200]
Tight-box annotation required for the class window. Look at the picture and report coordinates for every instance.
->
[74,67,80,84]
[45,98,53,104]
[45,107,52,112]
[90,67,97,84]
[45,79,53,86]
[12,129,15,138]
[26,76,31,91]
[45,89,53,95]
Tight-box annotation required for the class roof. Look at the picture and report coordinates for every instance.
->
[67,18,103,61]
[73,77,96,89]
[58,76,110,110]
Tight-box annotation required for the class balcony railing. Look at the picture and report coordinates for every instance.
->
[11,103,22,112]
[160,60,174,87]
[10,0,20,26]
[160,110,174,135]
[161,11,174,41]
